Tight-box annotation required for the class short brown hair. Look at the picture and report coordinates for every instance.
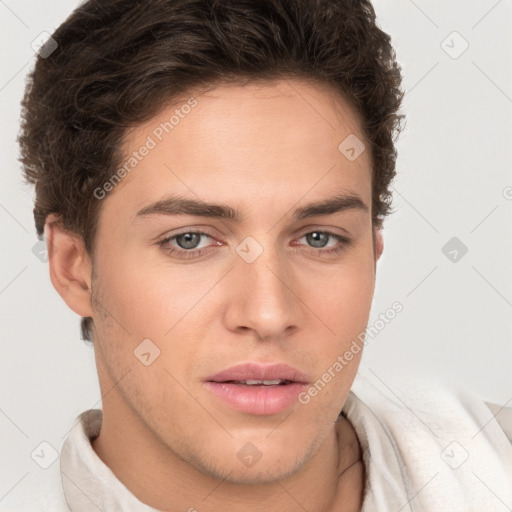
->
[18,0,405,342]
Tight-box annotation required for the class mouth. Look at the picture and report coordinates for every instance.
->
[204,362,309,385]
[203,363,309,415]
[211,379,294,386]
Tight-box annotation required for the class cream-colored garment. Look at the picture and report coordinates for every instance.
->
[349,374,512,511]
[4,372,511,511]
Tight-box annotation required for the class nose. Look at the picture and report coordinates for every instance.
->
[222,242,302,340]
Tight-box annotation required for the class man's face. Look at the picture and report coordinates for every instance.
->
[90,79,377,483]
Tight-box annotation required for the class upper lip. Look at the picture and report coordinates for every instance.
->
[205,363,309,384]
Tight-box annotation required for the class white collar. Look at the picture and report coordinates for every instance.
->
[60,408,158,511]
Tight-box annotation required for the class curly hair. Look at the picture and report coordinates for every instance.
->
[18,0,405,342]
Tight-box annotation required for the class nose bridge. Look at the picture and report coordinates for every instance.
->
[226,237,300,337]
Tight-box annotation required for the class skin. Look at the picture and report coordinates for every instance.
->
[46,79,383,512]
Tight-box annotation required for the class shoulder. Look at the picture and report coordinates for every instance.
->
[0,410,103,512]
[351,371,512,446]
[0,459,70,512]
[344,371,512,511]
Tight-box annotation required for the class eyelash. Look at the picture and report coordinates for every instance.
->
[157,230,351,260]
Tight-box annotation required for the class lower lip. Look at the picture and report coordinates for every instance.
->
[203,381,308,415]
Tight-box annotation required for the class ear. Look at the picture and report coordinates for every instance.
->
[44,214,94,318]
[373,228,384,262]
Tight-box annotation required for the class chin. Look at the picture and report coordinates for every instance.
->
[187,434,316,485]
[208,454,306,485]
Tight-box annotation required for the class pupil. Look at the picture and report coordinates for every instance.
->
[307,232,328,248]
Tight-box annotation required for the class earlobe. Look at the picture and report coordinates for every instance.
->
[374,228,384,261]
[44,215,94,318]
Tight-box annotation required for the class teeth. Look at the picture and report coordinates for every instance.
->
[242,379,283,385]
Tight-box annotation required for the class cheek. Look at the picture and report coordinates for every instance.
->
[308,253,375,333]
[94,233,375,351]
[302,250,375,380]
[94,246,199,337]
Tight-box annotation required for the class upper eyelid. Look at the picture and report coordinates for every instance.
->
[161,222,349,238]
[162,230,212,241]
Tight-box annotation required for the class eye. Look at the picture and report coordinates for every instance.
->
[296,231,351,254]
[157,229,351,260]
[172,232,209,250]
[157,231,216,259]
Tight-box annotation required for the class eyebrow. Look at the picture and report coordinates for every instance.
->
[134,193,368,222]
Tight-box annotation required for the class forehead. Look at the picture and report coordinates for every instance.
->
[107,79,371,214]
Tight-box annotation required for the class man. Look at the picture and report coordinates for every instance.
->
[16,0,512,510]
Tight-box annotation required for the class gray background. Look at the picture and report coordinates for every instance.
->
[1,0,511,506]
